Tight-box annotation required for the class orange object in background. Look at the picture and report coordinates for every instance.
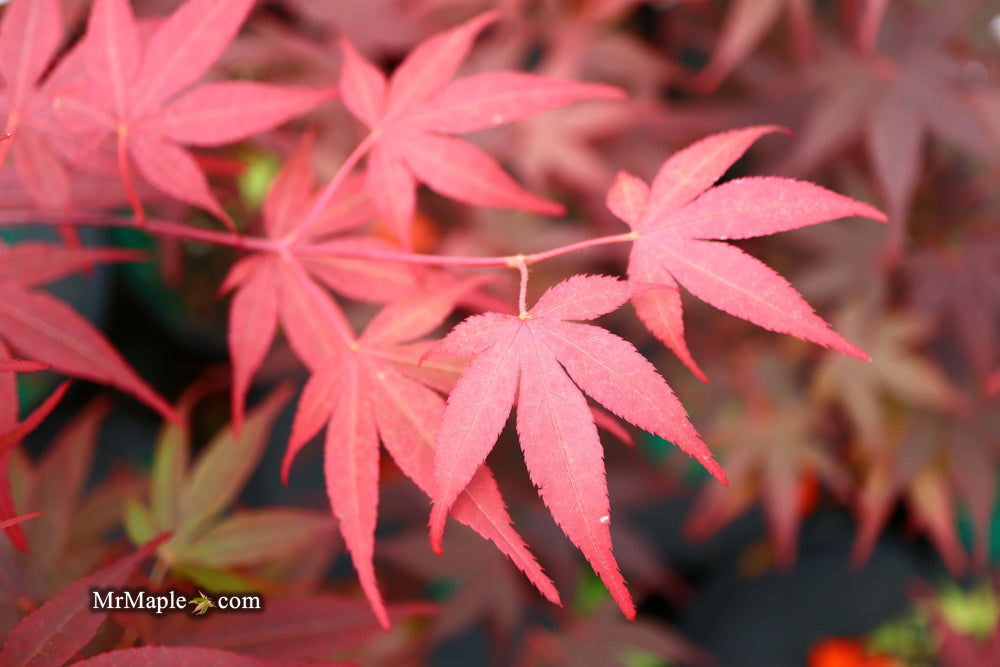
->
[809,638,905,667]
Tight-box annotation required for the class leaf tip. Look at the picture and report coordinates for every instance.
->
[428,505,447,555]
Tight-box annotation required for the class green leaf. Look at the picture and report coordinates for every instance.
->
[172,563,261,593]
[124,498,156,546]
[176,385,292,541]
[175,509,333,569]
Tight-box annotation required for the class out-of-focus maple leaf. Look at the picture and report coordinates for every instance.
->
[0,339,69,551]
[122,381,338,595]
[74,647,285,667]
[686,355,851,569]
[0,533,169,667]
[282,279,559,630]
[917,580,1000,667]
[427,274,725,620]
[607,125,884,381]
[905,235,1000,378]
[518,601,714,667]
[689,0,815,93]
[55,0,336,225]
[282,0,428,57]
[118,593,434,663]
[383,527,525,643]
[0,242,174,421]
[780,2,995,254]
[986,369,1000,397]
[338,11,625,243]
[1,397,147,636]
[0,0,78,213]
[853,412,1000,574]
[814,302,968,446]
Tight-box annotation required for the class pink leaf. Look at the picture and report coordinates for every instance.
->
[515,341,634,619]
[628,246,706,382]
[263,134,316,239]
[83,0,140,119]
[228,256,279,432]
[132,0,255,114]
[656,239,867,360]
[339,37,387,127]
[385,11,500,120]
[0,0,63,107]
[0,243,143,287]
[361,276,492,348]
[411,72,625,134]
[275,259,352,371]
[0,285,174,420]
[0,360,48,373]
[323,359,389,629]
[667,176,887,240]
[402,132,563,216]
[530,274,631,322]
[538,320,725,482]
[606,171,649,228]
[644,125,786,225]
[366,142,417,242]
[128,134,226,219]
[154,82,336,146]
[430,326,521,551]
[283,371,338,483]
[368,361,560,604]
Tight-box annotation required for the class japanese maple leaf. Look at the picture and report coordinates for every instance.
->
[607,125,884,381]
[0,396,138,626]
[689,0,815,93]
[57,0,336,226]
[780,2,995,255]
[685,356,850,569]
[853,412,1000,574]
[0,242,174,421]
[905,235,1000,378]
[382,528,527,643]
[281,280,559,629]
[519,602,713,667]
[814,303,968,447]
[338,10,625,243]
[225,133,423,429]
[0,0,82,213]
[427,274,725,620]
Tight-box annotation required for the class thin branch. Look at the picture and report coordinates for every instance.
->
[283,129,381,245]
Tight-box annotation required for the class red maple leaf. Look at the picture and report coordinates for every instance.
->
[280,279,558,630]
[55,0,336,227]
[607,125,885,381]
[225,133,424,429]
[0,0,78,213]
[0,242,174,421]
[338,10,625,243]
[427,274,725,620]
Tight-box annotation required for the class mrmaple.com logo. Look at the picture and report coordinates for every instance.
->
[91,589,262,615]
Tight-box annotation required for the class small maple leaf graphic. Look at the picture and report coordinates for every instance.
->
[188,591,215,616]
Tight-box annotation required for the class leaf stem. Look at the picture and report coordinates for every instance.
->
[511,254,529,316]
[856,0,889,55]
[0,211,276,252]
[0,213,637,268]
[117,125,147,226]
[283,129,381,245]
